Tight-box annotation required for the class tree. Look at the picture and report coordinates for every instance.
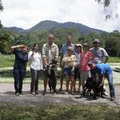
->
[0,0,4,28]
[0,0,3,11]
[96,0,119,19]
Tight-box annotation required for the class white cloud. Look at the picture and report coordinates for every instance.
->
[0,0,120,32]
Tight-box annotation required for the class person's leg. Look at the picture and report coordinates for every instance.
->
[30,68,36,93]
[78,71,81,91]
[43,77,48,92]
[80,71,89,94]
[19,69,25,94]
[13,69,19,95]
[73,67,77,91]
[66,75,70,91]
[43,68,48,95]
[70,75,74,92]
[35,70,40,94]
[106,73,115,100]
[59,67,64,91]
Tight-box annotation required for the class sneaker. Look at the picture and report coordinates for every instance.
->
[110,97,115,101]
[42,90,46,95]
[65,92,68,95]
[31,92,36,95]
[15,92,19,96]
[102,91,109,96]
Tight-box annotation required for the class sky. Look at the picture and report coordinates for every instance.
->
[0,0,120,32]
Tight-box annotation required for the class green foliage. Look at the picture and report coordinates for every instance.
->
[1,27,120,57]
[0,28,18,54]
[105,32,120,57]
[0,104,120,120]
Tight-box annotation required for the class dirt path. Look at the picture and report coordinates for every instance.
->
[0,83,120,106]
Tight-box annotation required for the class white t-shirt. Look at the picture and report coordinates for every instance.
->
[28,51,43,70]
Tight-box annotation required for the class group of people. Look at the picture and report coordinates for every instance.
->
[11,34,115,101]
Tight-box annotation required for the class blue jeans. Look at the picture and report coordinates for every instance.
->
[106,73,115,98]
[13,68,26,93]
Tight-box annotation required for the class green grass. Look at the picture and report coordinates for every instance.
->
[0,55,14,68]
[108,57,120,63]
[0,55,120,68]
[0,103,120,120]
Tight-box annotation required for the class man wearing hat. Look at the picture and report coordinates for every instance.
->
[90,38,109,64]
[90,38,109,96]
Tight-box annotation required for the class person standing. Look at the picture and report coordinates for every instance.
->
[62,46,77,94]
[11,45,28,96]
[74,44,83,92]
[59,34,75,91]
[42,34,59,95]
[80,43,93,94]
[28,44,43,95]
[90,39,109,64]
[90,38,109,96]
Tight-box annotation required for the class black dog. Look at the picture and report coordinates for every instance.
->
[83,76,103,100]
[47,60,57,93]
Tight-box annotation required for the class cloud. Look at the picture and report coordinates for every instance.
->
[0,0,120,32]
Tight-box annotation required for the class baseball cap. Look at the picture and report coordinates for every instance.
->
[83,43,89,47]
[93,39,100,43]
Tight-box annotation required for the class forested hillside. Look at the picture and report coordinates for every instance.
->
[0,26,120,57]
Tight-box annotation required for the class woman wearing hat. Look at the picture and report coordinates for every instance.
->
[74,44,83,92]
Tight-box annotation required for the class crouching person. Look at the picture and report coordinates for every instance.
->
[88,62,115,101]
[62,46,77,94]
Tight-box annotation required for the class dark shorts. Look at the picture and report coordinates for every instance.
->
[64,66,74,76]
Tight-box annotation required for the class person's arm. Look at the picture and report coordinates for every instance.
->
[11,45,24,50]
[102,48,109,63]
[54,45,59,62]
[59,46,64,67]
[99,75,105,86]
[104,56,109,63]
[28,51,34,62]
[42,44,47,66]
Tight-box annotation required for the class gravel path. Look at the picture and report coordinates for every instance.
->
[0,83,120,107]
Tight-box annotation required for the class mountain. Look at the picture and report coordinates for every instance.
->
[7,27,25,33]
[7,20,105,34]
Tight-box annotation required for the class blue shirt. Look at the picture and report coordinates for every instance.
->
[92,63,112,77]
[60,43,75,55]
[13,50,28,70]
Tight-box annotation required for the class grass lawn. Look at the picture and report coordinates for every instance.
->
[0,55,120,68]
[0,103,120,120]
[0,54,14,68]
